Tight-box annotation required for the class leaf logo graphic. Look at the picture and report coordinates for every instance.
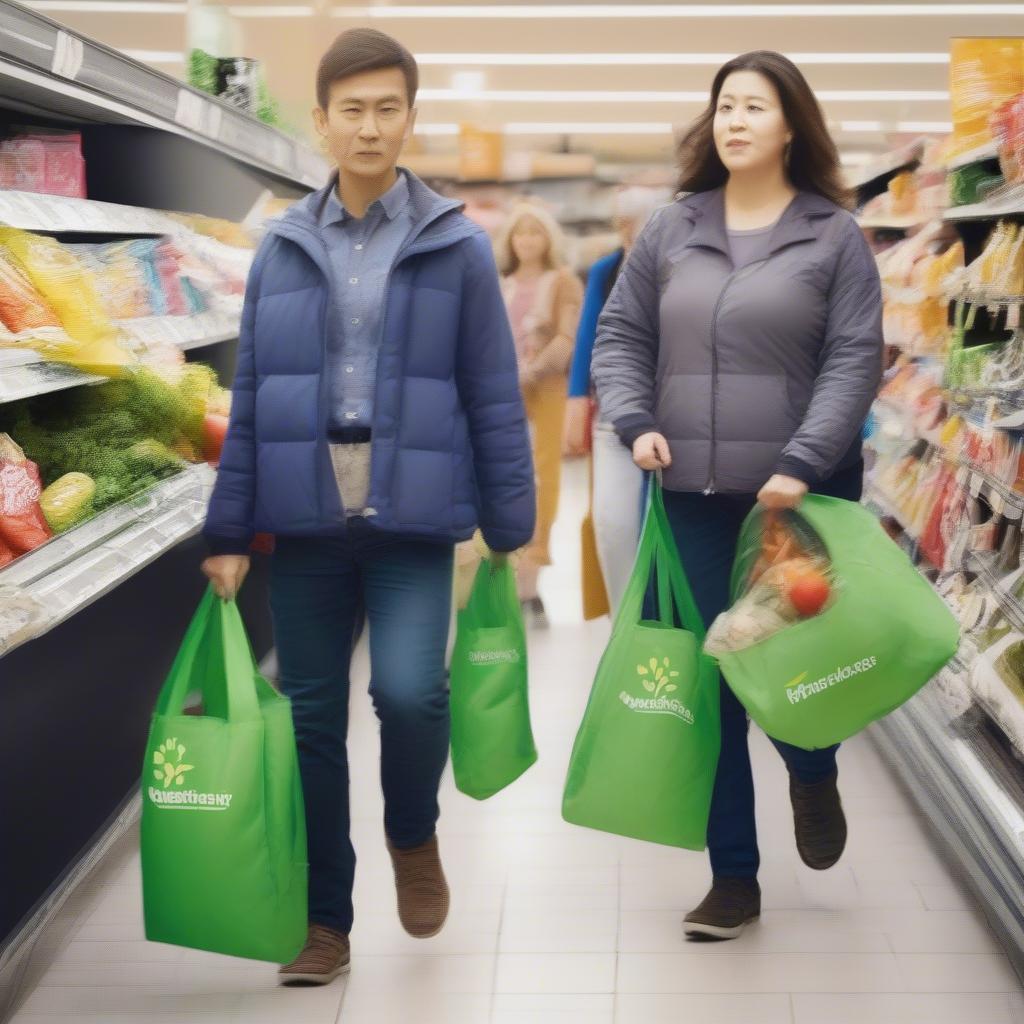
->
[152,737,194,789]
[636,656,680,698]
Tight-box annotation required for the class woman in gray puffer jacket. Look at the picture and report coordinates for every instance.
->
[592,50,883,941]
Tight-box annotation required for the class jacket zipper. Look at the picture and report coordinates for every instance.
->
[266,210,469,521]
[703,257,770,496]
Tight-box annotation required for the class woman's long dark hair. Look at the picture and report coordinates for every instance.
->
[677,51,852,209]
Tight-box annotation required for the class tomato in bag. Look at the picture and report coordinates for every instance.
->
[0,434,53,555]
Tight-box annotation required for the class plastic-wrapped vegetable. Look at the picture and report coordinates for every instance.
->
[0,433,52,556]
[40,472,96,533]
[0,248,61,333]
[705,511,835,656]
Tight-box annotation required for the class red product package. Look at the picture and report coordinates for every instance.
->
[0,434,53,556]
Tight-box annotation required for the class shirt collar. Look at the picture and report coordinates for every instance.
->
[321,170,410,228]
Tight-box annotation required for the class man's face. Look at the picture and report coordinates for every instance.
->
[313,66,416,180]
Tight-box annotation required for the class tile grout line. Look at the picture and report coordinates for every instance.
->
[486,867,509,1024]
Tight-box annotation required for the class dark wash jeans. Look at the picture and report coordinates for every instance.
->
[660,463,863,880]
[270,521,454,933]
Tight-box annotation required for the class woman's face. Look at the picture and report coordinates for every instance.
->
[712,69,792,177]
[510,214,551,268]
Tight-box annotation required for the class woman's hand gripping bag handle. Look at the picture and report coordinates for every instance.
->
[708,496,960,751]
[562,479,721,849]
[450,556,538,799]
[141,588,307,963]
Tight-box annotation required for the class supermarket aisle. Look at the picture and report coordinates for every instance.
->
[9,461,1024,1024]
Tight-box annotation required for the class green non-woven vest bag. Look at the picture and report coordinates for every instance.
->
[562,482,721,849]
[141,590,307,963]
[450,558,538,799]
[716,495,960,751]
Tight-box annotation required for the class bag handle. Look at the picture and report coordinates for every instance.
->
[464,557,522,632]
[156,587,263,723]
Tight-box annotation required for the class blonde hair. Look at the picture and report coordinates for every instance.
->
[493,202,568,276]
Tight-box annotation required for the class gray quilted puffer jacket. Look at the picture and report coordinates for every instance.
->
[592,187,883,494]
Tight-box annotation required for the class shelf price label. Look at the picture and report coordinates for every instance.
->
[175,90,207,135]
[51,32,84,81]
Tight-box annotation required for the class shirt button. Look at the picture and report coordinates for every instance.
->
[345,366,354,373]
[350,277,359,284]
[355,244,364,251]
[351,317,360,325]
[345,412,358,420]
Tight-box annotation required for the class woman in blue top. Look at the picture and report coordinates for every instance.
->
[564,187,667,613]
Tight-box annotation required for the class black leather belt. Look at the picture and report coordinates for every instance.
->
[327,427,372,444]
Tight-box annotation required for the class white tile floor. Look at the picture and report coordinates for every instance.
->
[10,460,1024,1023]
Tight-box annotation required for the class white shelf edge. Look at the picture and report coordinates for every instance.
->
[0,463,215,660]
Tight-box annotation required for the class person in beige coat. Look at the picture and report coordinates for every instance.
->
[496,203,583,626]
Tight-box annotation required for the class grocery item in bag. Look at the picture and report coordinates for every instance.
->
[141,590,307,963]
[710,496,959,750]
[0,248,61,334]
[40,472,96,533]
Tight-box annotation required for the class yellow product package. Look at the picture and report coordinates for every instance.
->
[0,228,136,376]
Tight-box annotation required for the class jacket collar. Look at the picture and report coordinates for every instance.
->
[320,169,411,228]
[273,166,473,258]
[678,186,840,259]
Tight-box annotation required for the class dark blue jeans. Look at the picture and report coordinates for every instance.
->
[270,523,454,933]
[661,464,863,880]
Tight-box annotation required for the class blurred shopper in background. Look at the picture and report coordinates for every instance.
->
[593,51,882,941]
[497,203,583,627]
[564,186,669,615]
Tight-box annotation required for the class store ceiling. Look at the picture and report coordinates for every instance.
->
[18,0,1024,169]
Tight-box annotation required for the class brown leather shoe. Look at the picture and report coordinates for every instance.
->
[278,924,350,986]
[387,833,450,938]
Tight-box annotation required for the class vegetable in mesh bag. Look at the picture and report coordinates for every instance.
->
[0,432,52,556]
[40,472,96,533]
[705,511,835,656]
[0,248,61,333]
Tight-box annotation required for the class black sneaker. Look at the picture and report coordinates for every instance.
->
[790,770,847,871]
[683,877,761,940]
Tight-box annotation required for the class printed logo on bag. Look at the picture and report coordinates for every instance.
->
[785,657,879,705]
[618,657,695,724]
[468,648,521,665]
[147,738,233,811]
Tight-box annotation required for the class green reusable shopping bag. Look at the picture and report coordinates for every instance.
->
[141,589,307,963]
[450,558,538,799]
[562,482,721,849]
[715,496,960,751]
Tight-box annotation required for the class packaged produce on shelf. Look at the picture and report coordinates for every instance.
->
[0,228,135,376]
[187,49,285,130]
[994,92,1024,186]
[39,472,96,533]
[0,129,86,199]
[954,220,1024,300]
[0,365,228,534]
[0,433,52,563]
[949,37,1024,160]
[705,511,835,656]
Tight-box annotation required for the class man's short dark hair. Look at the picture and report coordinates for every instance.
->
[317,28,419,110]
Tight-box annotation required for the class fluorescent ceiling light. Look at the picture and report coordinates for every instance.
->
[24,1,185,10]
[123,49,185,63]
[416,122,673,135]
[418,88,949,103]
[839,120,952,132]
[839,152,877,165]
[227,5,314,15]
[340,4,1024,18]
[415,52,951,66]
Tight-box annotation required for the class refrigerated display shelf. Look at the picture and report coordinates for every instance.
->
[0,462,215,659]
[946,191,1024,222]
[0,311,240,403]
[969,552,1024,636]
[0,0,327,190]
[0,189,176,235]
[946,140,1001,171]
[872,686,1024,981]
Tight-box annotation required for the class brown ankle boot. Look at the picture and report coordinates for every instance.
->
[278,924,350,986]
[387,834,450,938]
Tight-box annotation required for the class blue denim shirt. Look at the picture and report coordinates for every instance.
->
[319,171,414,432]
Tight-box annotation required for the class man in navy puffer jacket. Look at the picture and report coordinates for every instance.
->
[202,28,534,984]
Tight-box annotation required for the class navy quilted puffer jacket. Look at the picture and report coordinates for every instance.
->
[204,170,535,554]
